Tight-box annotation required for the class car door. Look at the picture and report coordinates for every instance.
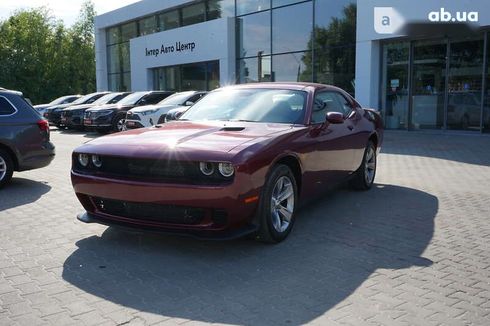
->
[331,91,367,171]
[301,91,360,192]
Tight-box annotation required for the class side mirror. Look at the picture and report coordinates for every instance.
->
[184,101,194,106]
[325,112,344,124]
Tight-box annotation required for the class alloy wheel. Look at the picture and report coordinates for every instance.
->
[117,119,125,132]
[270,176,295,233]
[364,146,376,185]
[0,156,6,181]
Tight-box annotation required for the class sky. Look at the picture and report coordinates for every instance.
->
[0,0,141,26]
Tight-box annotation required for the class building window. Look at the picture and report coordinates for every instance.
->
[272,1,312,54]
[120,22,137,42]
[207,0,235,19]
[182,2,206,27]
[272,52,309,82]
[237,11,271,58]
[139,16,158,36]
[158,9,180,31]
[272,0,304,8]
[238,55,271,83]
[236,0,270,15]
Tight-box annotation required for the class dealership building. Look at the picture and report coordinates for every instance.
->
[95,0,490,132]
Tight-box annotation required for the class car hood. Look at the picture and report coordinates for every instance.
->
[64,103,95,111]
[34,104,50,109]
[76,121,295,161]
[45,103,75,111]
[86,104,135,112]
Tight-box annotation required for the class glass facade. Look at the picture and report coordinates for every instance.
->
[381,33,490,132]
[153,61,220,91]
[236,0,357,95]
[106,0,356,96]
[106,0,234,91]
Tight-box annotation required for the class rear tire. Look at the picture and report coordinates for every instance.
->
[256,164,298,243]
[0,149,14,189]
[350,141,376,191]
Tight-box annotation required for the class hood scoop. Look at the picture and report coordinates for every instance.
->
[220,126,245,132]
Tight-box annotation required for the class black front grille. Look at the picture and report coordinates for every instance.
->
[74,156,233,185]
[62,111,73,117]
[92,197,205,225]
[126,112,141,121]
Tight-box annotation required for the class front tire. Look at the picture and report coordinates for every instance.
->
[350,141,377,190]
[112,114,126,132]
[0,149,14,189]
[256,164,298,243]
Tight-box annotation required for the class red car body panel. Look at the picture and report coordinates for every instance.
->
[71,83,383,238]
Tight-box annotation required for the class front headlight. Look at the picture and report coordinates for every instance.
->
[92,155,102,168]
[218,162,235,177]
[199,162,214,175]
[78,154,89,167]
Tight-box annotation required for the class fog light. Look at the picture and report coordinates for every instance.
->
[92,155,102,168]
[78,153,89,167]
[218,162,234,177]
[199,162,214,175]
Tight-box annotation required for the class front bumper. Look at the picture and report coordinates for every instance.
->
[84,112,115,128]
[44,111,61,125]
[61,114,84,128]
[125,119,145,129]
[71,171,261,238]
[77,211,258,240]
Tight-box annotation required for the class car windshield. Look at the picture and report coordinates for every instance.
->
[49,96,71,105]
[180,88,307,124]
[71,93,97,105]
[157,92,195,106]
[118,92,147,105]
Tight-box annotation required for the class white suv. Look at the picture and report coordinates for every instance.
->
[125,91,207,129]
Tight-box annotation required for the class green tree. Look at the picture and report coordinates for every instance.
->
[0,1,96,104]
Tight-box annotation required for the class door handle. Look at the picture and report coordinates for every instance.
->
[347,125,354,131]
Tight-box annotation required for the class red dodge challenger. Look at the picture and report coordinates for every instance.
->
[71,83,383,242]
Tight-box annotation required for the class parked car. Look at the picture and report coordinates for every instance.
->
[60,92,130,130]
[125,91,207,129]
[0,88,55,188]
[34,95,81,115]
[44,92,110,128]
[71,83,383,242]
[84,91,174,133]
[447,92,487,129]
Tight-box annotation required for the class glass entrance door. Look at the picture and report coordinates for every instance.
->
[447,38,484,131]
[410,40,447,130]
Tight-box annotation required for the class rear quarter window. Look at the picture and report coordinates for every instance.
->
[0,96,17,116]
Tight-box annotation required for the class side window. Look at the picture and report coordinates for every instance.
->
[0,97,16,116]
[311,92,343,124]
[332,92,353,116]
[188,94,204,104]
[144,93,166,104]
